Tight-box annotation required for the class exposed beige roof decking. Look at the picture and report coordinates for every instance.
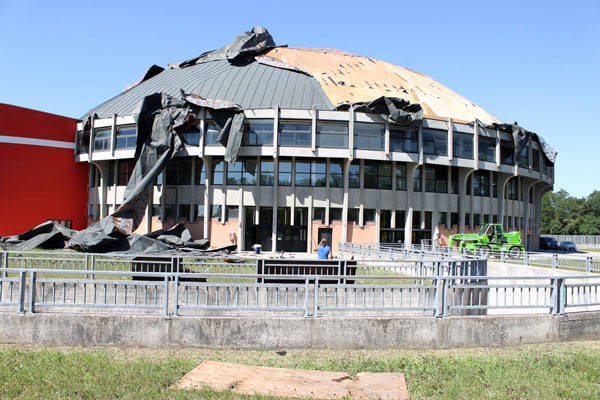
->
[265,47,500,125]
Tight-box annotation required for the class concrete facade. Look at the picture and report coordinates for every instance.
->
[80,110,554,253]
[0,312,597,349]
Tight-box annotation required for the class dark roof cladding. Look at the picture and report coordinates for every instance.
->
[84,57,334,119]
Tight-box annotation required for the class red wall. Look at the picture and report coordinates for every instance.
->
[0,103,88,236]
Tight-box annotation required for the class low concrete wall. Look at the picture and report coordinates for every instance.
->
[1,311,599,349]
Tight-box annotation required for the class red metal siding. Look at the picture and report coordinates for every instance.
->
[0,104,88,236]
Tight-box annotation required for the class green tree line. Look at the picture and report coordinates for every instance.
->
[541,190,600,234]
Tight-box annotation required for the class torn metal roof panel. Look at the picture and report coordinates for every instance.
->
[84,60,334,118]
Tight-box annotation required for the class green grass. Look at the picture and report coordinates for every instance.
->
[1,342,600,399]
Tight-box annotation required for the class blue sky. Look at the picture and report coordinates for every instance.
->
[1,0,598,197]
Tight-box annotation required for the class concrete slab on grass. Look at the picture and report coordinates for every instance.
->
[174,360,409,399]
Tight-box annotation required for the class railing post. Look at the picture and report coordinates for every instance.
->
[313,277,319,318]
[28,271,36,313]
[551,278,565,315]
[434,278,446,317]
[586,256,592,273]
[500,248,505,263]
[90,254,95,280]
[173,273,179,316]
[524,251,529,266]
[163,275,170,316]
[18,271,26,314]
[304,277,310,317]
[559,278,566,314]
[2,251,8,278]
[552,254,558,269]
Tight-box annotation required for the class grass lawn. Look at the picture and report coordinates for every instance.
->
[1,341,599,399]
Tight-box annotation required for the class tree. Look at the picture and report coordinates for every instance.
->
[541,189,600,235]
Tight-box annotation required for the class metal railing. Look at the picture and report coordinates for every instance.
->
[340,243,600,273]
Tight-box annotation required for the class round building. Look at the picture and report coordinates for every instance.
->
[78,27,556,254]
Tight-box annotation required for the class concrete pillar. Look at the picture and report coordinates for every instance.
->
[202,156,211,240]
[342,159,350,243]
[272,158,279,252]
[458,167,473,234]
[404,163,418,245]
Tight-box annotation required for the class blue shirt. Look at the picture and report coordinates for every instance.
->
[317,245,330,259]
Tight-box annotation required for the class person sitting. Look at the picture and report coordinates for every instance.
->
[317,239,331,259]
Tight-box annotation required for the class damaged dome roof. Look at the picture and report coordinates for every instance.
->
[85,26,497,125]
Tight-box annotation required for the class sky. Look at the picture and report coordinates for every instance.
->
[0,0,598,197]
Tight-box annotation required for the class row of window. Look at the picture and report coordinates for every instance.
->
[89,121,551,173]
[94,158,531,203]
[103,201,529,233]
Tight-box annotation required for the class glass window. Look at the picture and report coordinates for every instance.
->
[116,126,137,149]
[226,205,239,221]
[501,140,514,165]
[465,213,471,228]
[518,143,529,169]
[450,166,459,194]
[166,158,191,185]
[310,160,327,187]
[483,214,490,224]
[439,212,447,226]
[423,129,447,156]
[451,212,458,226]
[211,159,225,185]
[312,207,325,223]
[395,163,407,191]
[259,206,273,225]
[425,165,448,193]
[165,205,177,219]
[179,204,190,221]
[89,165,96,188]
[245,206,256,224]
[279,121,311,147]
[204,120,220,146]
[473,170,490,197]
[242,119,273,146]
[474,214,481,227]
[278,159,292,186]
[380,210,392,229]
[532,149,541,172]
[152,205,161,218]
[194,159,206,185]
[227,158,257,185]
[329,159,344,188]
[277,207,291,225]
[330,207,343,221]
[295,159,326,187]
[193,204,204,220]
[395,211,405,228]
[349,161,360,188]
[413,166,422,192]
[364,208,376,223]
[93,128,111,152]
[211,205,222,219]
[117,160,135,186]
[316,122,348,148]
[260,159,274,186]
[354,122,384,150]
[492,171,498,198]
[479,136,496,162]
[364,161,392,190]
[390,127,418,153]
[412,211,422,229]
[507,178,519,200]
[453,132,473,159]
[182,126,200,147]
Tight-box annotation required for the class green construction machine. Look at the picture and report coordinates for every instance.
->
[448,223,524,258]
